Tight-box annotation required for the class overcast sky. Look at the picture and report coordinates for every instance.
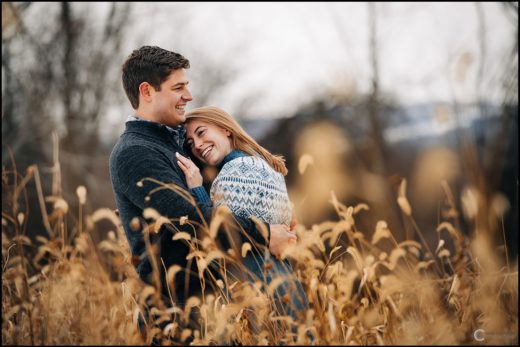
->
[108,2,516,122]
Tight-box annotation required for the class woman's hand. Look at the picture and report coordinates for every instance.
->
[176,152,203,188]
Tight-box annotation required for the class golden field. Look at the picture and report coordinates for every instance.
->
[2,153,517,345]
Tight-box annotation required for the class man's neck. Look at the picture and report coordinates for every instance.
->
[128,112,185,145]
[134,110,156,123]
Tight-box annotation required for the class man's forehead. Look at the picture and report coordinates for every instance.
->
[165,69,189,84]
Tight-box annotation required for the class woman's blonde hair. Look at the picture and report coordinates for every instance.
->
[185,106,288,176]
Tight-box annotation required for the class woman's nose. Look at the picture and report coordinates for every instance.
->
[194,139,203,150]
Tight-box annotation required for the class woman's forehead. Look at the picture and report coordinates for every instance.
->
[185,119,211,133]
[186,118,206,127]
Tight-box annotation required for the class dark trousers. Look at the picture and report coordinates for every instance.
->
[243,251,309,321]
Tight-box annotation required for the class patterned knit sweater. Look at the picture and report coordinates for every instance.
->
[211,155,292,226]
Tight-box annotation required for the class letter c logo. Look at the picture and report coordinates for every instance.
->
[474,329,485,342]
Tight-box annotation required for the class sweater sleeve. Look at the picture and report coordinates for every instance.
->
[190,186,212,206]
[112,145,270,248]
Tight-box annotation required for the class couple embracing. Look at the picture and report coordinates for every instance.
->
[109,46,308,338]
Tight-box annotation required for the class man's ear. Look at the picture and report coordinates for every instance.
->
[139,82,153,103]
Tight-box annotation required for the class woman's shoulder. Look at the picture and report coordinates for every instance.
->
[220,155,261,169]
[215,156,286,192]
[220,155,271,174]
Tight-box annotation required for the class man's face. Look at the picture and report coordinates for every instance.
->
[149,69,193,127]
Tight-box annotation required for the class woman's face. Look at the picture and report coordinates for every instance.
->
[185,119,233,166]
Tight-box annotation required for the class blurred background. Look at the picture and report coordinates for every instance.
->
[2,2,518,258]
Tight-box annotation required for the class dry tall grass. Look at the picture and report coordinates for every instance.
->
[2,148,517,345]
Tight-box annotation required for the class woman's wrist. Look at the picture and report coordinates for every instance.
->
[190,186,211,205]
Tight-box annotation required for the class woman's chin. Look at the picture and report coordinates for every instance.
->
[200,158,214,166]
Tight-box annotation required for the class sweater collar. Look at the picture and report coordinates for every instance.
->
[217,149,248,170]
[125,115,186,148]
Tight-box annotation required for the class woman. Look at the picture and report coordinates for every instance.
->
[175,106,308,320]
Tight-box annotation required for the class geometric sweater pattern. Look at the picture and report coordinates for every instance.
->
[210,156,292,226]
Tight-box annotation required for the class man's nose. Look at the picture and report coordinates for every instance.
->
[182,88,193,101]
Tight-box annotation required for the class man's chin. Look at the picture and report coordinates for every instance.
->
[177,114,186,123]
[166,115,185,127]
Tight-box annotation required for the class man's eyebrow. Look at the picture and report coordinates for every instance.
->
[172,81,189,87]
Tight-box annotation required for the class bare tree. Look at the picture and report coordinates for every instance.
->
[3,2,131,157]
[2,2,132,239]
[367,2,389,176]
[59,3,132,152]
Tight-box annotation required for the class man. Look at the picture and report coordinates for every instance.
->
[109,46,296,309]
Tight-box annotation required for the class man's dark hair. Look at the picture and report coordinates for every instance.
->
[122,46,190,109]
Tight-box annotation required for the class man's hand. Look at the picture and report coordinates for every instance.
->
[290,217,298,232]
[176,152,203,188]
[269,224,297,259]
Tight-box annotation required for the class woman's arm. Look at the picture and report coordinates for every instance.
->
[212,157,297,257]
[177,152,295,258]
